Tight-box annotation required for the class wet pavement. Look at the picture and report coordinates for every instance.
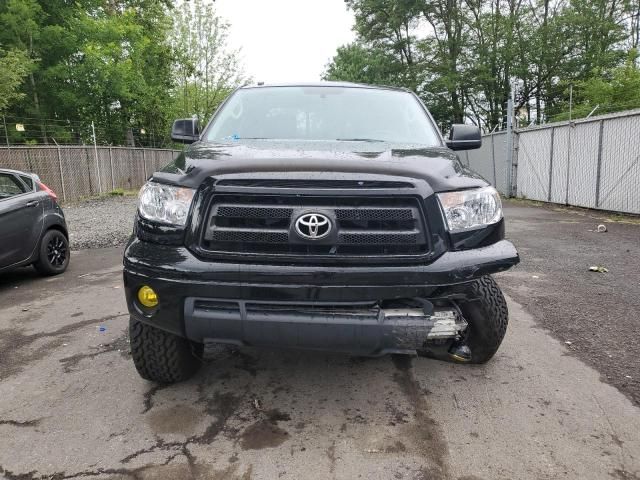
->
[1,203,639,479]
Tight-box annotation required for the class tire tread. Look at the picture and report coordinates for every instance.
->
[129,317,202,383]
[462,275,509,363]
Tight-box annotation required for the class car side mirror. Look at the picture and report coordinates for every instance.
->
[446,124,481,150]
[171,118,200,144]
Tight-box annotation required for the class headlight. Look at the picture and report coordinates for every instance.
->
[138,182,195,226]
[437,186,502,233]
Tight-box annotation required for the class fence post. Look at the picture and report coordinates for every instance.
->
[512,130,519,195]
[490,134,497,186]
[109,146,115,190]
[51,138,67,203]
[565,123,572,205]
[91,121,102,194]
[547,127,555,202]
[594,120,605,208]
[142,148,147,180]
[2,116,10,151]
[506,96,514,197]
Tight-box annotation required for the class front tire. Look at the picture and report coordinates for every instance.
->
[129,317,203,383]
[34,229,70,276]
[456,276,509,363]
[418,276,509,364]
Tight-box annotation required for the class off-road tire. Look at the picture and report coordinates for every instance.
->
[34,229,70,276]
[457,275,509,363]
[129,317,203,383]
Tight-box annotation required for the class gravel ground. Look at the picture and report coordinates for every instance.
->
[63,195,138,250]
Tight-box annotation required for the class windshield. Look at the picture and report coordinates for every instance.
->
[205,86,441,145]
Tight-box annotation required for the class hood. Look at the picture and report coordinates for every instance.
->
[155,140,487,192]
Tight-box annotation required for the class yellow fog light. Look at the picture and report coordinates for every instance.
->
[137,286,158,308]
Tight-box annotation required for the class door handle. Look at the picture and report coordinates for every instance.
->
[25,200,39,207]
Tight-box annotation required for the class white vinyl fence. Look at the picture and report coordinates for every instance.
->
[464,109,640,215]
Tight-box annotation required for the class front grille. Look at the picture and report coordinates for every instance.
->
[199,193,430,262]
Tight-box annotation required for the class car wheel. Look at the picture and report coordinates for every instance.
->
[129,317,203,383]
[33,229,70,276]
[454,275,509,363]
[418,276,508,364]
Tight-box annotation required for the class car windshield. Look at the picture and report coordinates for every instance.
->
[205,86,441,146]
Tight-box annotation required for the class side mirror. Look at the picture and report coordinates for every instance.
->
[171,118,200,144]
[446,124,481,150]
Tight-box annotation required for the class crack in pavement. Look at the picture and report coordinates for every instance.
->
[0,418,41,428]
[120,376,250,469]
[0,450,189,480]
[59,330,130,373]
[0,314,128,380]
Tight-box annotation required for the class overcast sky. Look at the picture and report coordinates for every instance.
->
[215,0,356,84]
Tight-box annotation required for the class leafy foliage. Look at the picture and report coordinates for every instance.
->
[0,48,33,113]
[325,0,640,129]
[0,0,246,146]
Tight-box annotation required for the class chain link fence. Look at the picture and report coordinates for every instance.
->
[465,108,640,215]
[0,146,181,203]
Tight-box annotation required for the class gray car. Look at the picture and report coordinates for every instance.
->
[0,168,69,276]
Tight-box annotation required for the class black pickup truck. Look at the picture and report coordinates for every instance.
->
[123,82,519,383]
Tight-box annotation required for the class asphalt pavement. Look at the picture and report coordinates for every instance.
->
[499,199,640,406]
[1,232,639,479]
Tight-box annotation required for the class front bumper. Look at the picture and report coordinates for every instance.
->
[123,238,519,353]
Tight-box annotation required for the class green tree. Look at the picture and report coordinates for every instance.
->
[171,0,249,122]
[323,43,404,85]
[554,50,640,120]
[0,48,33,114]
[328,0,639,129]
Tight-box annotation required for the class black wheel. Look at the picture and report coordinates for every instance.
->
[418,276,508,364]
[456,276,509,363]
[129,317,203,383]
[34,229,70,276]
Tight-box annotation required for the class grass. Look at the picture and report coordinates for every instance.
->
[107,188,138,197]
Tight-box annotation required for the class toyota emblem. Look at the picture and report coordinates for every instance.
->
[295,213,332,240]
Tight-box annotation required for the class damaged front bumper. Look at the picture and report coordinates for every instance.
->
[123,239,519,355]
[183,299,468,355]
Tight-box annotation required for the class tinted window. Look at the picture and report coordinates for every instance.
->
[206,86,440,145]
[19,175,34,190]
[0,173,26,199]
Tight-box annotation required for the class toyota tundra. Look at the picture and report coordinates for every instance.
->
[123,83,520,383]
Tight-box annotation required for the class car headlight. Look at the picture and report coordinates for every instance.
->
[138,182,195,226]
[437,186,502,233]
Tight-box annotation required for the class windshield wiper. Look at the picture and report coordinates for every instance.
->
[336,138,385,142]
